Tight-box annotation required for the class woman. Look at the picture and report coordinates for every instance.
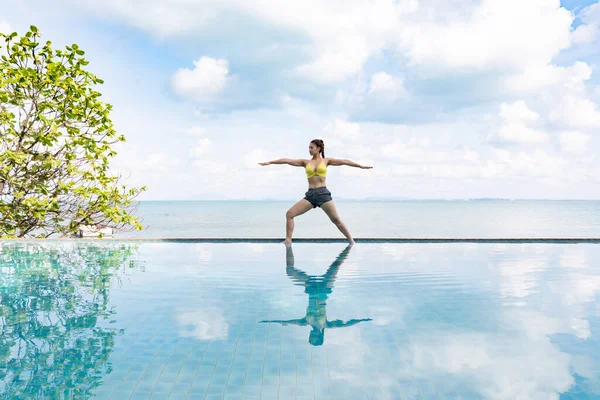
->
[260,243,372,346]
[259,139,372,245]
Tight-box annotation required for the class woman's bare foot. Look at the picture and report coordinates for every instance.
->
[282,239,292,245]
[349,239,356,245]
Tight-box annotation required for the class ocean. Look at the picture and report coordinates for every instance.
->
[113,200,600,238]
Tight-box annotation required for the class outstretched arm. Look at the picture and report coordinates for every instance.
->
[327,318,372,328]
[259,158,305,167]
[327,158,372,169]
[287,264,310,285]
[259,318,308,326]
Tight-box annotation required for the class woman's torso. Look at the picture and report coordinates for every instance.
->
[305,158,328,189]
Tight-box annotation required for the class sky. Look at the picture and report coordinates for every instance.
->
[1,0,600,200]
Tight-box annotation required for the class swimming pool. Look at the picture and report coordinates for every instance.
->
[1,241,599,399]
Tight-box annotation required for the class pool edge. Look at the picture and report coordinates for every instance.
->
[2,238,600,243]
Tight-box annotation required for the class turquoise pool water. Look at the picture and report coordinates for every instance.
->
[1,241,600,399]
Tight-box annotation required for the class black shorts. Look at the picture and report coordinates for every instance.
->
[304,187,332,208]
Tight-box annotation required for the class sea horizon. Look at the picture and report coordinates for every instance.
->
[133,198,600,202]
[113,199,600,239]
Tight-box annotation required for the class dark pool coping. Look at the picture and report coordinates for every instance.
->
[2,238,600,243]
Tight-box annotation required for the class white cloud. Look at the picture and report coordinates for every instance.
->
[193,109,211,119]
[113,151,180,174]
[106,105,597,199]
[244,148,266,168]
[367,72,406,101]
[73,0,402,84]
[23,0,600,199]
[570,318,591,339]
[74,0,576,81]
[559,131,591,154]
[463,147,479,162]
[408,136,431,147]
[108,150,182,197]
[490,149,567,179]
[408,329,574,400]
[190,243,213,264]
[562,61,593,90]
[397,0,573,70]
[285,1,401,83]
[0,20,12,34]
[190,138,212,157]
[559,246,589,270]
[493,124,549,145]
[505,64,565,93]
[172,56,230,101]
[381,140,458,164]
[293,33,370,84]
[571,3,600,44]
[548,94,600,129]
[190,159,227,174]
[184,126,206,136]
[498,101,539,122]
[487,101,548,145]
[504,62,600,132]
[175,307,228,340]
[572,23,597,44]
[497,258,544,298]
[366,306,397,326]
[377,132,569,182]
[552,273,600,311]
[322,119,361,149]
[245,243,265,254]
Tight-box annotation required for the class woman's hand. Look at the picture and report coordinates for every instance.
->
[360,165,373,169]
[258,161,271,166]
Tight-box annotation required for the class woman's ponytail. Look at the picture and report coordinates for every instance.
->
[311,138,325,158]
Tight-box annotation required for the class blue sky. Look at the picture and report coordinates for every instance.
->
[2,0,600,200]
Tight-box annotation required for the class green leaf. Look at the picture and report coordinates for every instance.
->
[0,27,145,238]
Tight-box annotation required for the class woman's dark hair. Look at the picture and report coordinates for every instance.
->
[310,139,325,158]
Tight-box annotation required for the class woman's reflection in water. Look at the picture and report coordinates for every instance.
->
[260,244,372,346]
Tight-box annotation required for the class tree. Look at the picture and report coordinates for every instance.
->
[0,25,146,238]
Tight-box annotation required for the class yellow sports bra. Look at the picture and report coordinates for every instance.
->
[306,160,327,178]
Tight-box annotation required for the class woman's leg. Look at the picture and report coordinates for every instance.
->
[320,201,355,244]
[284,199,313,244]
